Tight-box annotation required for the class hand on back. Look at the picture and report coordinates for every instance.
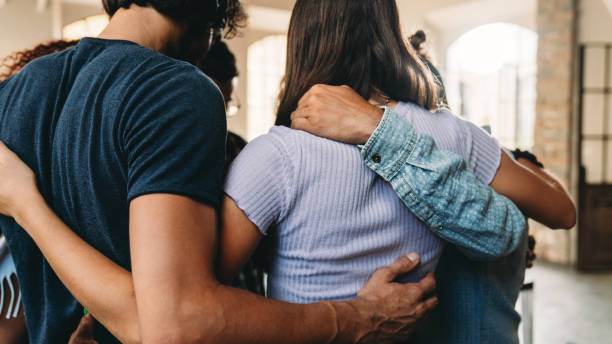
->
[346,253,438,343]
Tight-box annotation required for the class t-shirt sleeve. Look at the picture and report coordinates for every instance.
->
[445,110,501,185]
[224,133,290,235]
[123,67,227,208]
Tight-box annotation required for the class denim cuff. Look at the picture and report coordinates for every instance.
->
[361,107,419,181]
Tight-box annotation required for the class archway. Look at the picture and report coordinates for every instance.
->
[445,23,538,149]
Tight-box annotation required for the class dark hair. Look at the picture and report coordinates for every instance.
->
[102,0,247,38]
[0,40,79,81]
[410,30,428,56]
[198,41,237,83]
[408,30,449,107]
[276,0,440,127]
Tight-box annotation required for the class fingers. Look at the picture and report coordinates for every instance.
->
[415,295,439,318]
[424,295,438,310]
[291,117,310,131]
[417,272,436,296]
[69,314,96,342]
[371,253,421,283]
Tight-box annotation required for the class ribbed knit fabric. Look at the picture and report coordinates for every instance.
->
[224,101,501,304]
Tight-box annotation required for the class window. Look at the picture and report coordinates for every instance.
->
[446,23,538,149]
[63,14,109,40]
[247,35,287,140]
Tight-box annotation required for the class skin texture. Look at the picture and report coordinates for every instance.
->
[291,84,577,231]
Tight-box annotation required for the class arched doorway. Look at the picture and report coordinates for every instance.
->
[445,23,538,149]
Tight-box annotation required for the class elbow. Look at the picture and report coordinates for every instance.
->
[555,204,577,230]
[118,316,142,344]
[141,293,226,344]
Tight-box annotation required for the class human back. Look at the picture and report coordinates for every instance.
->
[0,37,225,343]
[225,100,502,303]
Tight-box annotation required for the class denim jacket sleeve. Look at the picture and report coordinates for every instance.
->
[361,107,526,260]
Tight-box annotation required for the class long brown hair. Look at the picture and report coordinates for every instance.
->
[276,0,440,127]
[0,40,79,81]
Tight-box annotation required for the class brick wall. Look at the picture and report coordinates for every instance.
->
[533,0,577,264]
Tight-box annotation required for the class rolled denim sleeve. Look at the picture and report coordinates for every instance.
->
[362,108,526,260]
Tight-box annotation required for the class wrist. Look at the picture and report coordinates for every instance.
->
[359,106,384,144]
[13,190,48,231]
[329,299,372,344]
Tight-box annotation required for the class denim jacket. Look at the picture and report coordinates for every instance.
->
[361,107,528,344]
[361,107,526,259]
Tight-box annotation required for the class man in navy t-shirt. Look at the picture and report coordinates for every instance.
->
[0,1,441,343]
[0,2,230,342]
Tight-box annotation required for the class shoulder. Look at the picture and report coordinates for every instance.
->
[123,60,224,128]
[139,59,222,105]
[5,48,71,85]
[241,127,292,158]
[394,102,468,153]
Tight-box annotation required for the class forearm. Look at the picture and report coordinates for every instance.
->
[14,196,140,344]
[362,108,526,260]
[12,197,352,344]
[514,157,576,228]
[179,283,356,344]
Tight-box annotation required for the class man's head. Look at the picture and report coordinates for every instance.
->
[198,41,238,104]
[102,0,246,63]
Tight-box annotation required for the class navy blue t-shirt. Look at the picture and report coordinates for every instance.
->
[0,38,226,343]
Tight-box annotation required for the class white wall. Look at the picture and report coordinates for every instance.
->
[579,0,612,43]
[0,0,53,57]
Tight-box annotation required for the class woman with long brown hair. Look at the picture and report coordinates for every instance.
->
[0,0,573,342]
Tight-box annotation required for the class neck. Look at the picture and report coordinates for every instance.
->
[98,5,182,54]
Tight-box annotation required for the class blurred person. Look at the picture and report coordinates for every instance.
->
[197,40,264,294]
[197,41,249,177]
[0,1,444,344]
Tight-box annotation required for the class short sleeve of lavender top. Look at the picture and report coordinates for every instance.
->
[224,132,293,235]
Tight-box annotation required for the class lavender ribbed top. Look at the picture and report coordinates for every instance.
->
[224,102,501,303]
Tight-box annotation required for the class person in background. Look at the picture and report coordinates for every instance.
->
[197,41,265,295]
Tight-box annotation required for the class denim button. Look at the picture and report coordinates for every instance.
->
[372,154,382,163]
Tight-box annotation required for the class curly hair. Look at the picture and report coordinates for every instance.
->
[102,0,247,38]
[0,40,79,82]
[198,41,237,83]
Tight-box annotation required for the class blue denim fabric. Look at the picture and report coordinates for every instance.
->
[362,108,526,259]
[362,108,528,343]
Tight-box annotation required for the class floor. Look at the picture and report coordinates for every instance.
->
[518,262,612,344]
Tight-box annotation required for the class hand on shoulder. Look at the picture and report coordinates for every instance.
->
[290,85,384,145]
